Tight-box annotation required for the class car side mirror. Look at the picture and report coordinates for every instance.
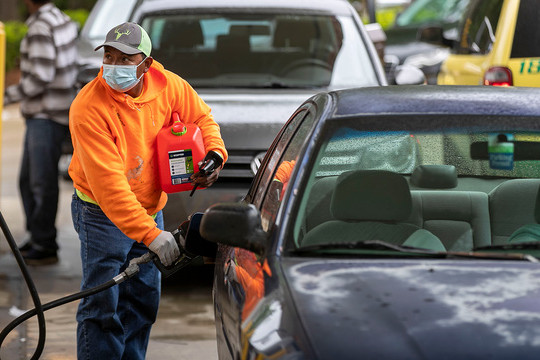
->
[393,64,426,85]
[199,203,267,256]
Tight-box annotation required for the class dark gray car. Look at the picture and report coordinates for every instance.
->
[198,85,540,359]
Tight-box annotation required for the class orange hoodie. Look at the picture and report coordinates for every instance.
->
[274,160,296,184]
[69,60,227,246]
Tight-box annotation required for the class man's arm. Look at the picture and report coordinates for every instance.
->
[174,79,228,162]
[5,21,57,104]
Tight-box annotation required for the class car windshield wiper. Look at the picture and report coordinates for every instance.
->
[474,242,540,262]
[476,242,540,251]
[294,240,439,255]
[293,240,540,262]
[444,251,539,262]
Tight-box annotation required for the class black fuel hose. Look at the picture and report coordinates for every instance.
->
[0,210,153,359]
[0,210,46,360]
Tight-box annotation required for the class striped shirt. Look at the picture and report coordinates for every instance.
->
[4,3,78,125]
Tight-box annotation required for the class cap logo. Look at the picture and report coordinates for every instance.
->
[115,28,131,40]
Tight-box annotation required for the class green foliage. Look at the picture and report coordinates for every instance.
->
[358,4,407,30]
[56,0,97,12]
[64,9,89,30]
[4,21,27,72]
[376,7,403,30]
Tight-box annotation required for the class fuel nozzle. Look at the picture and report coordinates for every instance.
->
[150,212,216,277]
[189,151,223,197]
[151,224,196,278]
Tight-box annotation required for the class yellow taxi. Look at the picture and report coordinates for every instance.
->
[430,0,539,87]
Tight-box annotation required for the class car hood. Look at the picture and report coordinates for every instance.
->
[282,258,540,359]
[198,90,313,150]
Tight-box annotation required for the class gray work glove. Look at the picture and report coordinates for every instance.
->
[148,231,180,267]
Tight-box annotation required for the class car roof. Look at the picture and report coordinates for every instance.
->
[331,85,540,118]
[133,0,354,17]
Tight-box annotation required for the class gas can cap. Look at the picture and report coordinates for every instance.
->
[171,121,187,136]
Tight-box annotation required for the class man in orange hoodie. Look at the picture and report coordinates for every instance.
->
[69,22,227,359]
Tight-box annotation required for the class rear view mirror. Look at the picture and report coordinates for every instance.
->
[200,203,267,256]
[471,141,540,160]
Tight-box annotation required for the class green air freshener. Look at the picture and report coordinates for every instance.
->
[488,134,514,170]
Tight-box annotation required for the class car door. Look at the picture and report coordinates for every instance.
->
[213,102,318,359]
[507,0,540,86]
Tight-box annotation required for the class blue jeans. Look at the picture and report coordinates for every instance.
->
[19,118,69,251]
[72,194,162,360]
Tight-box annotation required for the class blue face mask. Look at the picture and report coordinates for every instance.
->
[102,57,146,92]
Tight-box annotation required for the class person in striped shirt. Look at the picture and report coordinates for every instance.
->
[3,0,78,265]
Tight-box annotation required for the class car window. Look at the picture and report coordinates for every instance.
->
[511,0,540,58]
[455,0,503,55]
[251,108,308,207]
[140,13,378,89]
[395,0,469,27]
[251,105,316,231]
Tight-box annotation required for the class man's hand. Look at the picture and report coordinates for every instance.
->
[190,151,224,188]
[148,231,180,266]
[191,164,222,188]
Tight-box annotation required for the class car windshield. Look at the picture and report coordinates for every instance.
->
[140,13,378,89]
[290,124,540,260]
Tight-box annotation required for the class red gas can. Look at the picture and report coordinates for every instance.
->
[156,113,205,193]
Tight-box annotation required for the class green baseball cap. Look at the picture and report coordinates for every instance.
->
[95,22,152,57]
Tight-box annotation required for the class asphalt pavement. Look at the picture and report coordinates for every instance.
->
[0,103,218,359]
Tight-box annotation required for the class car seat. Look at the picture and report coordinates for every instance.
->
[162,20,204,49]
[489,179,540,244]
[504,181,540,243]
[216,32,251,73]
[407,164,491,251]
[408,191,491,251]
[410,164,458,189]
[302,170,445,251]
[273,19,316,50]
[153,20,211,78]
